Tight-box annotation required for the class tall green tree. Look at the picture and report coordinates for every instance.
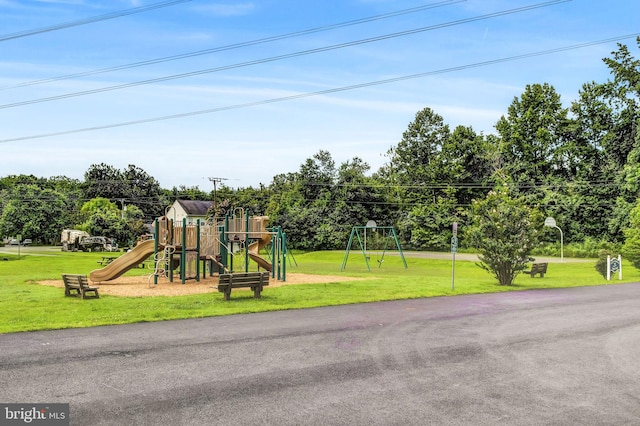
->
[164,185,210,202]
[496,83,573,188]
[78,197,143,245]
[0,184,69,244]
[265,172,303,228]
[122,164,165,219]
[297,150,336,202]
[83,163,125,201]
[445,125,495,206]
[605,40,640,239]
[568,81,620,240]
[569,39,640,241]
[265,153,328,250]
[265,152,391,250]
[398,188,462,250]
[83,163,165,222]
[380,108,490,249]
[232,185,269,217]
[80,197,120,218]
[600,40,639,167]
[383,107,450,202]
[380,108,451,247]
[323,157,389,249]
[622,198,640,269]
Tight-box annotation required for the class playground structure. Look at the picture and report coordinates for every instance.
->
[89,209,288,284]
[341,224,407,271]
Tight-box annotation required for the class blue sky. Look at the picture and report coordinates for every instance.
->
[2,0,639,190]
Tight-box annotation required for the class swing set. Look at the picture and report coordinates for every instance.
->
[340,224,407,271]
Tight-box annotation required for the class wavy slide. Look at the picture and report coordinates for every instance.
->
[89,239,156,282]
[248,233,272,272]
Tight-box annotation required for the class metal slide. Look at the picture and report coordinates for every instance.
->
[89,239,156,282]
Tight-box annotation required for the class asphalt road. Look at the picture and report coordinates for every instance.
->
[1,284,640,425]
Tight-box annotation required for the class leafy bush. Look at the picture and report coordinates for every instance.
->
[595,249,615,279]
[466,183,542,286]
[533,238,619,258]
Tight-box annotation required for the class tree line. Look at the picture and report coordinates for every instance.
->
[1,39,640,278]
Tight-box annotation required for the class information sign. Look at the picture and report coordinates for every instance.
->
[610,257,620,273]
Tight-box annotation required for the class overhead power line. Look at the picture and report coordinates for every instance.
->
[0,0,569,110]
[2,0,465,90]
[0,0,192,42]
[1,31,636,145]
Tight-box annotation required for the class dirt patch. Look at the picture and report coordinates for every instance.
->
[38,273,360,297]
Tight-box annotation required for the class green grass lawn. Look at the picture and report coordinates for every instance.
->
[0,248,636,334]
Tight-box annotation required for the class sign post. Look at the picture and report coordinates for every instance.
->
[451,222,458,291]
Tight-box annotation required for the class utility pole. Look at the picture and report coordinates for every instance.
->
[207,177,227,209]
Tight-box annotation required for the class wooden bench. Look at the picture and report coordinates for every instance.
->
[523,262,548,278]
[62,274,100,299]
[217,272,269,300]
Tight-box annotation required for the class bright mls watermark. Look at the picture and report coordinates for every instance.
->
[1,404,69,426]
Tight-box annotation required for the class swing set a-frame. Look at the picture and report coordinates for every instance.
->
[340,225,407,271]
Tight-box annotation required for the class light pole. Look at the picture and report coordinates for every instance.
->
[544,217,563,262]
[365,220,377,258]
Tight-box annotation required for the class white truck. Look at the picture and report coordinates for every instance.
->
[61,230,118,252]
[61,229,89,252]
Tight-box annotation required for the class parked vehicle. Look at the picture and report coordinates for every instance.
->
[8,239,19,245]
[79,236,109,252]
[60,229,117,252]
[22,239,32,245]
[60,229,90,252]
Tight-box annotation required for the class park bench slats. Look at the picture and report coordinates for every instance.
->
[523,262,548,278]
[217,271,269,300]
[62,274,99,299]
